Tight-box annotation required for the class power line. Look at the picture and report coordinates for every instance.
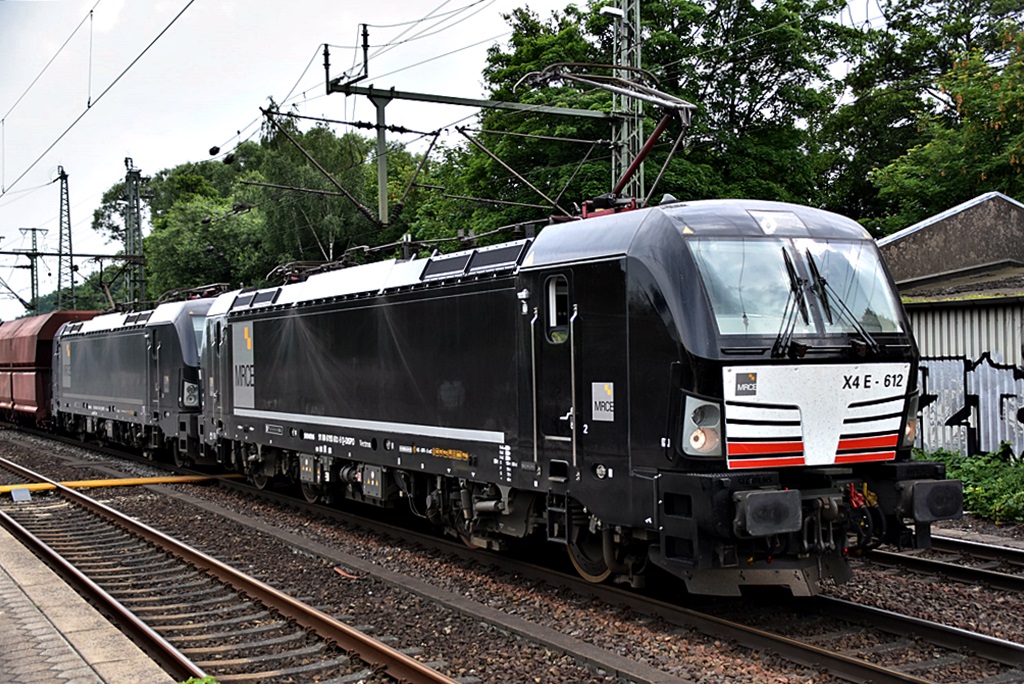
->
[1,0,103,123]
[372,31,511,82]
[210,15,524,166]
[0,0,197,199]
[364,1,488,29]
[333,0,498,82]
[0,182,53,211]
[281,45,323,105]
[218,4,504,163]
[1,0,104,192]
[368,0,458,61]
[273,110,437,136]
[370,0,499,60]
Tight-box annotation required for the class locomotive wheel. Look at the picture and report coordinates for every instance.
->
[300,482,321,504]
[172,443,191,468]
[450,515,476,548]
[251,472,270,490]
[567,528,611,583]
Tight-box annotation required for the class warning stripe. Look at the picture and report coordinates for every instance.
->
[834,451,896,464]
[728,455,807,469]
[727,440,804,456]
[837,434,899,452]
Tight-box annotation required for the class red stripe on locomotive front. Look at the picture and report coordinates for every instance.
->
[837,434,899,451]
[834,451,896,464]
[726,441,804,456]
[728,456,807,469]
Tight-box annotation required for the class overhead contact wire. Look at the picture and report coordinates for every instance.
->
[0,0,197,198]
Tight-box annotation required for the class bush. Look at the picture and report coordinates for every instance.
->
[915,443,1024,522]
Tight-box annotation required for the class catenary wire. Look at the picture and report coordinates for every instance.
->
[364,1,488,29]
[324,0,495,50]
[332,0,460,80]
[1,0,104,191]
[0,0,197,199]
[0,0,103,123]
[369,0,499,61]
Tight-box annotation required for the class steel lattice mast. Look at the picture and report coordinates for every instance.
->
[609,0,644,200]
[57,166,75,309]
[123,157,145,306]
[18,227,47,310]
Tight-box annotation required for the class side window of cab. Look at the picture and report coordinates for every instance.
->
[546,275,569,343]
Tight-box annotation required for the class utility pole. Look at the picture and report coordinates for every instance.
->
[369,93,391,227]
[57,166,75,309]
[606,0,644,200]
[18,227,47,310]
[123,158,145,305]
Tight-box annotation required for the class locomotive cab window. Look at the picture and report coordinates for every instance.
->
[688,237,905,338]
[546,276,569,343]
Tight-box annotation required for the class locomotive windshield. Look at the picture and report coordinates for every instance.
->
[689,237,904,337]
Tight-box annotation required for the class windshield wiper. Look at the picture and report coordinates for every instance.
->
[771,248,809,359]
[805,250,881,356]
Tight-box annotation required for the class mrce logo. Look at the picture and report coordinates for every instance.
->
[735,373,758,396]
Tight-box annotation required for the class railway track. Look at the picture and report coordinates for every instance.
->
[0,456,458,684]
[866,536,1024,593]
[710,595,1024,683]
[6,431,1023,683]
[174,473,1024,684]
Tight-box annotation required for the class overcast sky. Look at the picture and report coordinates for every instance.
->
[0,0,568,319]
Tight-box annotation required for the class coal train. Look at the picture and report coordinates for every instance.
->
[0,197,963,596]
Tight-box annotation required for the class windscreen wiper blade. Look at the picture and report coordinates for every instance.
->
[805,250,881,355]
[805,251,832,325]
[771,249,809,359]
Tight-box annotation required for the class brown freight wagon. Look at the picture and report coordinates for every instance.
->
[0,311,99,423]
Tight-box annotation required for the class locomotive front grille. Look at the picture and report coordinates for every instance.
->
[722,364,910,469]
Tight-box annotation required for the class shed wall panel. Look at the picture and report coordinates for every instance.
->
[909,304,1024,365]
[909,302,1024,455]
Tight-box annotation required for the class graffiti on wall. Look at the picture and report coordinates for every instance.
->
[918,352,1024,456]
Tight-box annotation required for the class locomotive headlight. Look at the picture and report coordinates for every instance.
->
[691,404,720,427]
[682,396,724,457]
[689,427,720,453]
[182,380,200,408]
[593,463,608,479]
[900,392,920,448]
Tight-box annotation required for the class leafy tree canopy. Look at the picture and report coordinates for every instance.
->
[871,27,1024,233]
[53,0,1024,313]
[819,0,1024,229]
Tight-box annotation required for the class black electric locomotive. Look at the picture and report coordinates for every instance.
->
[53,300,213,464]
[194,196,961,596]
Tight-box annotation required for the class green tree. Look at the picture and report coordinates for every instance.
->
[468,0,858,226]
[658,0,853,202]
[818,0,1024,230]
[256,115,378,265]
[91,181,130,243]
[147,142,262,220]
[34,264,130,313]
[144,193,267,299]
[870,27,1024,233]
[469,6,610,231]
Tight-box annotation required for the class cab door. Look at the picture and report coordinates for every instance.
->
[204,317,229,429]
[532,271,578,477]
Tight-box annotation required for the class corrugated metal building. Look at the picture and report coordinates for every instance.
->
[904,298,1024,456]
[878,193,1024,456]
